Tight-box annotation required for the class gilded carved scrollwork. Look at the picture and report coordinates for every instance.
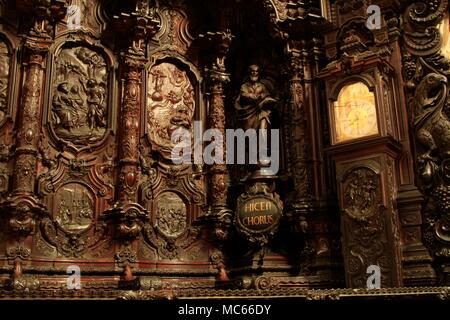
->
[143,222,200,260]
[156,7,193,54]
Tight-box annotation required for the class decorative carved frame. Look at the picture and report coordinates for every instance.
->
[44,34,117,153]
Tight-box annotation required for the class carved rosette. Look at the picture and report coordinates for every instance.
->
[402,0,450,268]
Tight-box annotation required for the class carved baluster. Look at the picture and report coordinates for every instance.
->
[2,0,66,270]
[207,68,229,211]
[202,31,233,230]
[200,31,233,280]
[285,50,314,225]
[282,48,317,273]
[118,56,145,204]
[108,2,159,272]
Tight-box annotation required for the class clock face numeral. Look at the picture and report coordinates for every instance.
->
[333,82,379,143]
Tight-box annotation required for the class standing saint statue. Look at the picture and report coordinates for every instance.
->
[234,64,277,131]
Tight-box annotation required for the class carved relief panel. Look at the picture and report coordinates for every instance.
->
[54,183,94,232]
[337,157,402,288]
[147,61,194,159]
[36,153,114,259]
[154,191,187,239]
[48,44,109,149]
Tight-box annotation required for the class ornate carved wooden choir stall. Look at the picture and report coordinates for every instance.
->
[0,0,449,299]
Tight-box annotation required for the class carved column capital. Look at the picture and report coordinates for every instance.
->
[200,30,233,92]
[206,68,230,94]
[16,0,67,37]
[111,2,160,57]
[283,48,304,81]
[122,53,147,74]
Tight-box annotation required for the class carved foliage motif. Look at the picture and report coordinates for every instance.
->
[147,62,194,158]
[0,41,9,122]
[40,215,109,258]
[14,155,36,193]
[402,0,450,258]
[341,168,390,287]
[143,223,200,260]
[157,7,193,54]
[51,46,108,146]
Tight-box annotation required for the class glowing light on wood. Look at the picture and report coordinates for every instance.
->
[439,13,450,60]
[333,82,378,143]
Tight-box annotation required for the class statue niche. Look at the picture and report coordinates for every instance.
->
[147,62,194,159]
[50,46,108,145]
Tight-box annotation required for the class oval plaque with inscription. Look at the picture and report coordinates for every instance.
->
[236,197,281,234]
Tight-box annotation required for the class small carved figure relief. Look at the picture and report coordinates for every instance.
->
[343,168,379,221]
[155,192,187,239]
[51,46,108,145]
[55,183,94,232]
[147,62,194,158]
[0,42,9,122]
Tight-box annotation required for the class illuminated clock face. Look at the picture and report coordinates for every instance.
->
[333,82,379,143]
